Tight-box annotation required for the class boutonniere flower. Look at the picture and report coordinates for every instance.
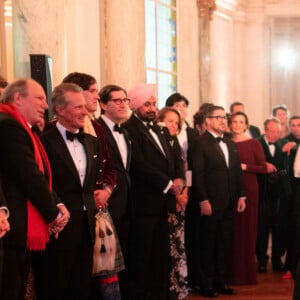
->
[157,122,166,134]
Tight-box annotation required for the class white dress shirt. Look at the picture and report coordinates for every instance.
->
[134,114,172,194]
[56,122,87,186]
[208,131,229,167]
[101,115,128,168]
[264,136,275,157]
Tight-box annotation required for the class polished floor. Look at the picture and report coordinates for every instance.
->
[187,266,294,300]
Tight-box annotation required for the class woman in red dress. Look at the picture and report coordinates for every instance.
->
[227,111,267,285]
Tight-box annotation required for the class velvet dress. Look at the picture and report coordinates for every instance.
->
[227,139,267,285]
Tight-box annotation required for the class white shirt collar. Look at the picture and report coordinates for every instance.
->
[56,121,79,141]
[101,114,119,132]
[208,130,223,139]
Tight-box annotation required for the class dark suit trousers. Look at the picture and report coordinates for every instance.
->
[256,197,289,266]
[33,217,93,300]
[0,240,3,292]
[197,208,233,289]
[286,179,300,274]
[185,199,200,287]
[128,214,170,300]
[293,256,300,299]
[0,244,31,300]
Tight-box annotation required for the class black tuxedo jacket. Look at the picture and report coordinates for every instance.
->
[185,126,199,168]
[191,131,245,210]
[249,125,261,138]
[98,117,132,219]
[123,115,185,216]
[257,136,290,202]
[40,127,102,249]
[0,177,6,207]
[0,114,59,248]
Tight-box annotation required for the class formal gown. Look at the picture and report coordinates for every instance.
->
[168,197,188,300]
[167,134,188,300]
[227,139,266,285]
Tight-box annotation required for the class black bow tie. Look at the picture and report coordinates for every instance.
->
[147,121,157,131]
[113,124,123,134]
[268,141,276,146]
[66,130,85,143]
[216,137,224,143]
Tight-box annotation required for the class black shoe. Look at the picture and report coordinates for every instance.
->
[200,287,219,298]
[215,285,237,295]
[258,264,267,273]
[273,264,285,272]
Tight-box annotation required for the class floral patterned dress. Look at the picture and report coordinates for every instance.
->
[168,134,188,300]
[168,208,189,300]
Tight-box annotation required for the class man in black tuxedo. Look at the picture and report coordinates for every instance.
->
[165,92,200,289]
[230,101,261,138]
[256,118,291,273]
[62,72,117,206]
[0,78,69,300]
[280,116,300,276]
[192,105,246,297]
[98,84,132,298]
[35,83,102,300]
[123,84,185,300]
[292,146,300,298]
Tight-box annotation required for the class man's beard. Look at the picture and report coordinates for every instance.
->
[137,111,156,122]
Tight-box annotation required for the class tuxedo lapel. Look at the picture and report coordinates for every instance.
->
[155,126,173,160]
[141,124,168,159]
[82,136,94,188]
[99,118,126,169]
[226,139,236,168]
[260,137,273,160]
[50,128,82,185]
[123,128,132,171]
[206,132,227,165]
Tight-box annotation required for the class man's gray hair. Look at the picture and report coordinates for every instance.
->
[0,78,29,103]
[51,82,83,115]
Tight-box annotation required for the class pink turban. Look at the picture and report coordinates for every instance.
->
[128,84,157,111]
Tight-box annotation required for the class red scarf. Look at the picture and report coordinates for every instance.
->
[0,103,52,251]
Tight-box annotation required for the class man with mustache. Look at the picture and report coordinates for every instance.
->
[123,84,185,300]
[192,105,246,297]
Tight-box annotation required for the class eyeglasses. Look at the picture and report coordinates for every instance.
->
[110,98,130,105]
[207,115,227,121]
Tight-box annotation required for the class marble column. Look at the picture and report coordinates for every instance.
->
[104,0,146,90]
[197,0,216,103]
[12,0,66,85]
[198,18,211,102]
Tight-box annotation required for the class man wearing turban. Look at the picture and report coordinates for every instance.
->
[123,84,185,299]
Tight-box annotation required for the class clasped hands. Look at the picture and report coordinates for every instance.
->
[0,209,10,239]
[48,204,70,239]
[200,197,246,216]
[94,188,111,210]
[170,178,185,196]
